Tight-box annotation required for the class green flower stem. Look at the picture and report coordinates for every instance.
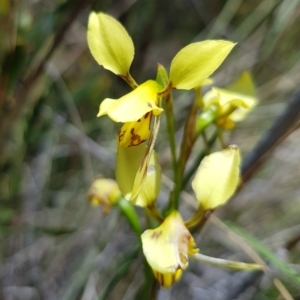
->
[201,131,211,155]
[121,72,138,89]
[194,87,204,108]
[177,101,199,176]
[173,98,200,209]
[216,125,227,149]
[182,132,217,189]
[192,253,265,271]
[146,204,165,223]
[184,206,205,228]
[117,196,142,235]
[163,92,178,183]
[158,82,172,97]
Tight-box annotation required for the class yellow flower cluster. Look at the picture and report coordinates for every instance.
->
[87,11,258,288]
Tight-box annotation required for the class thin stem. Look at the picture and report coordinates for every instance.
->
[163,92,178,183]
[194,87,204,108]
[173,99,199,209]
[146,204,165,223]
[192,253,264,271]
[201,130,211,155]
[121,72,138,89]
[117,197,142,235]
[216,125,227,148]
[182,132,217,189]
[184,206,205,228]
[158,82,172,97]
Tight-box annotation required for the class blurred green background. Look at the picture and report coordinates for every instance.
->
[1,0,300,299]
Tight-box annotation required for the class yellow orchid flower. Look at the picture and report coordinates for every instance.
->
[141,211,199,288]
[88,12,236,146]
[202,72,257,129]
[87,178,121,213]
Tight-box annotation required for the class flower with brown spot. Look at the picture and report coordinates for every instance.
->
[141,211,199,288]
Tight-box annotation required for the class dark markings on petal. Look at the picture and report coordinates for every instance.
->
[130,130,143,146]
[144,112,150,118]
[137,118,141,122]
[150,230,162,239]
[119,131,125,142]
[147,102,153,108]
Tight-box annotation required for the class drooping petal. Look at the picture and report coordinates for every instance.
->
[169,40,236,90]
[192,146,240,210]
[141,211,199,288]
[119,112,152,147]
[87,12,134,76]
[116,143,161,207]
[97,80,163,122]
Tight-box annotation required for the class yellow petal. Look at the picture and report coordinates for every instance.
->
[192,146,240,210]
[169,40,236,90]
[97,80,163,122]
[119,112,152,147]
[87,12,134,76]
[212,72,257,121]
[141,211,198,288]
[116,143,161,207]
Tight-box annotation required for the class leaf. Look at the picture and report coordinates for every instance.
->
[169,40,236,90]
[87,12,134,76]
